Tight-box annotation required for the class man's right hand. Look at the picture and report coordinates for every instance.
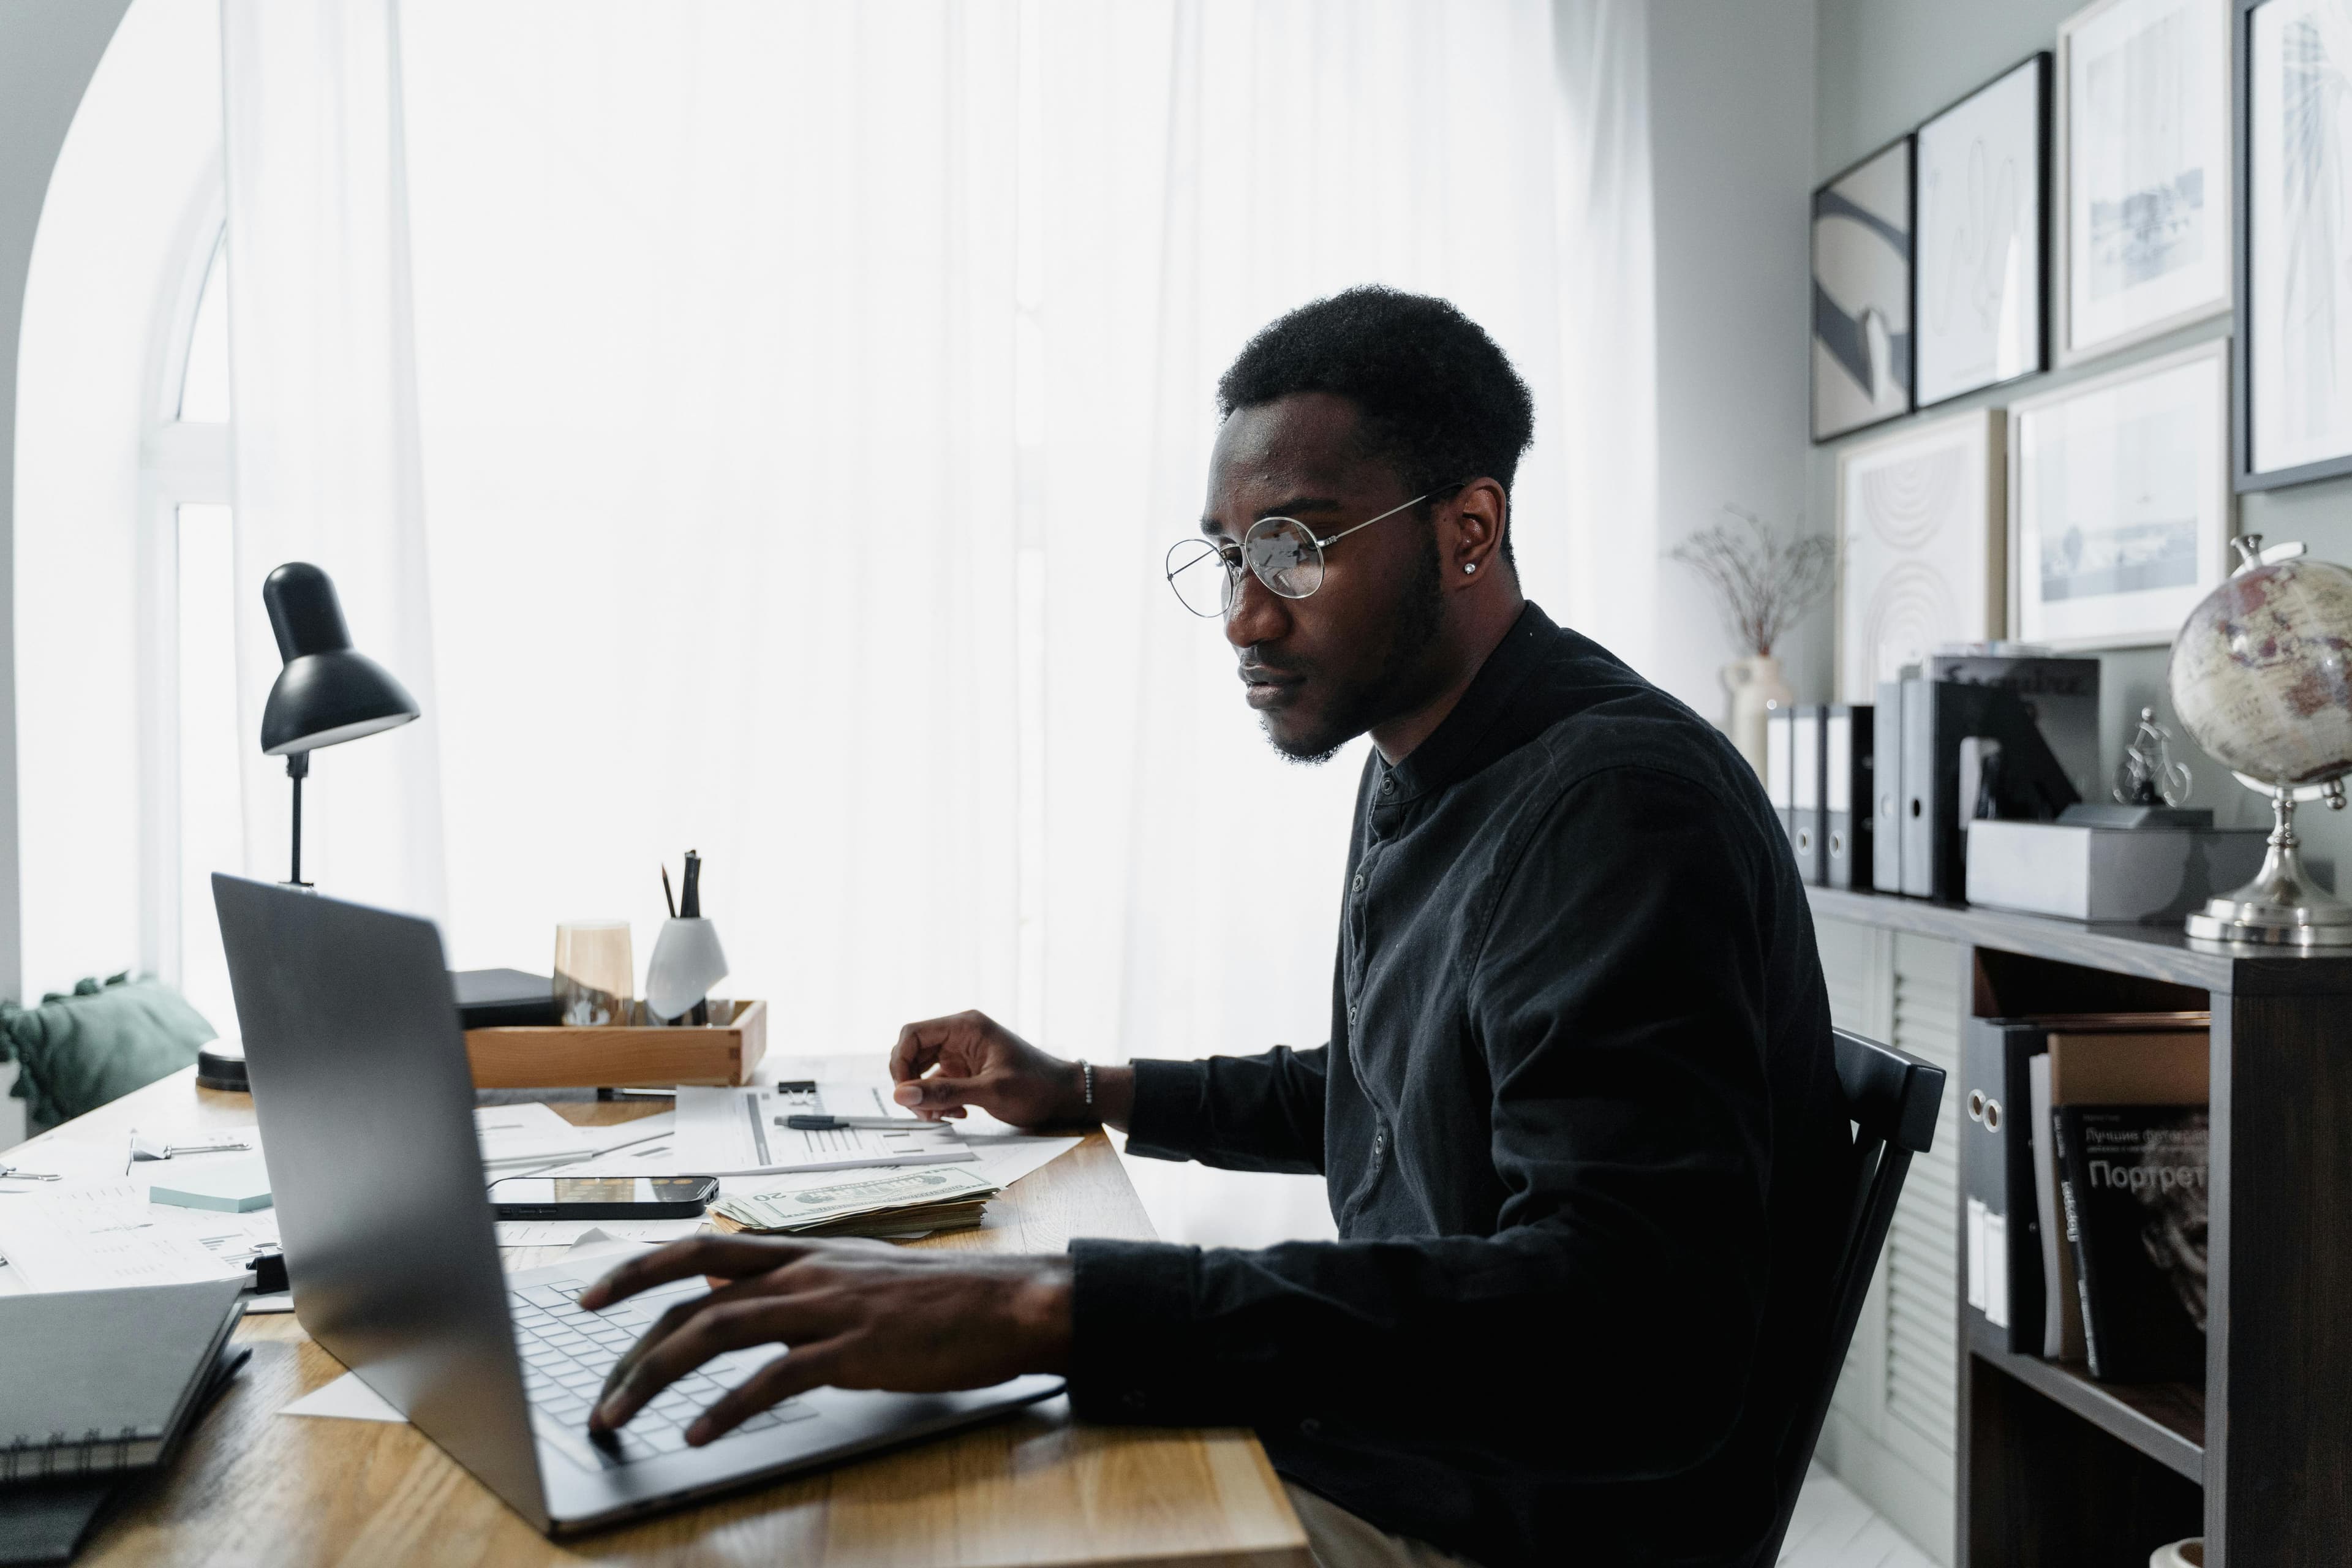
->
[888,1010,1134,1130]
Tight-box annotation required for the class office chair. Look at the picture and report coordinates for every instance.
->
[1745,1026,1946,1568]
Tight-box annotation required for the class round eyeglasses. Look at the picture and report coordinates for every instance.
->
[1163,486,1460,618]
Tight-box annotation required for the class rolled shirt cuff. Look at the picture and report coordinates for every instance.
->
[1121,1057,1213,1164]
[1066,1237,1207,1423]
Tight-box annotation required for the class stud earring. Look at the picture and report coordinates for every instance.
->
[1464,562,1477,574]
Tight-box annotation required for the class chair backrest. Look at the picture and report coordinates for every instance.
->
[1746,1026,1946,1568]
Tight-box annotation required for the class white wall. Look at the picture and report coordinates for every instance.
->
[1811,0,2349,869]
[17,0,223,1006]
[0,0,136,1145]
[1645,0,1823,720]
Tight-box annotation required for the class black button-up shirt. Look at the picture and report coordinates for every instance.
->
[1066,604,1849,1567]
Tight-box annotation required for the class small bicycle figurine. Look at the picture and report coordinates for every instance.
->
[2114,706,2192,807]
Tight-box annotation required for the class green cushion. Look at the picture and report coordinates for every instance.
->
[2,974,217,1127]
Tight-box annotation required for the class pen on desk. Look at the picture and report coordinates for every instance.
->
[785,1114,949,1133]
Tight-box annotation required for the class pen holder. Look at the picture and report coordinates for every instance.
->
[464,998,767,1088]
[646,917,728,1024]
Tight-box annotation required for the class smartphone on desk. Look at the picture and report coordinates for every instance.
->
[488,1174,719,1219]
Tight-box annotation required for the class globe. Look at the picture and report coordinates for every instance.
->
[2169,553,2352,788]
[2167,543,2352,948]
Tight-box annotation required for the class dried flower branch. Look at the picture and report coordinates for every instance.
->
[1668,505,1834,658]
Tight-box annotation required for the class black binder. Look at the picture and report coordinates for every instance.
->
[1961,1019,2048,1355]
[1825,704,1873,889]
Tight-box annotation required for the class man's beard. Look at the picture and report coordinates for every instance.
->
[1263,529,1447,765]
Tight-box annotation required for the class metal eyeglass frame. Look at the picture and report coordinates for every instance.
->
[1164,483,1466,618]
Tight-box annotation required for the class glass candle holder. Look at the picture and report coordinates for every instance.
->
[553,919,633,1026]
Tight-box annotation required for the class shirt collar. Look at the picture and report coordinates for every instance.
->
[1379,601,1561,802]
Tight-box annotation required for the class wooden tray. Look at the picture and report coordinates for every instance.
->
[465,998,767,1088]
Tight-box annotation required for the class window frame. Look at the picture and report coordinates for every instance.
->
[135,164,233,996]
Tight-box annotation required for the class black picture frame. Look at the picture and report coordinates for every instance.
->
[1811,134,1917,445]
[2236,0,2352,492]
[1912,51,2052,411]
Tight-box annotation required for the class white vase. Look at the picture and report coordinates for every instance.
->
[1722,654,1795,780]
[645,918,730,1023]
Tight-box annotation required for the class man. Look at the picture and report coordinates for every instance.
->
[582,287,1849,1567]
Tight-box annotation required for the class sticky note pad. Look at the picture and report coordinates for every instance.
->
[149,1153,273,1213]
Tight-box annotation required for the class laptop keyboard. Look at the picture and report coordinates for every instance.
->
[508,1277,817,1460]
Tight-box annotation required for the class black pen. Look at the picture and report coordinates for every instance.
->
[785,1114,947,1133]
[682,851,707,1024]
[662,865,678,920]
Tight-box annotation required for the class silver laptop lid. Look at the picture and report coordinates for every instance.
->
[212,874,550,1531]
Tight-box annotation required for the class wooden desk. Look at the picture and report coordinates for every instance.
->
[4,1063,1308,1568]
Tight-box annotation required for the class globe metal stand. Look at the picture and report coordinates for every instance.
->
[2184,775,2352,948]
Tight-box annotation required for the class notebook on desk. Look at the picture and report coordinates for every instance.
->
[0,1278,246,1482]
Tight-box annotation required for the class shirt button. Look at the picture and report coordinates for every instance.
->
[1373,1127,1387,1156]
[1347,1003,1359,1023]
[1351,873,1365,893]
[1379,777,1394,795]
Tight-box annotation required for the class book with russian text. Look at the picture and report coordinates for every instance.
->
[2053,1104,2208,1383]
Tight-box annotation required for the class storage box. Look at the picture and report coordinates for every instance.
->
[1964,823,2268,922]
[464,998,767,1088]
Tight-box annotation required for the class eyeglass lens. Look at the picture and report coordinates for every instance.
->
[1163,519,1328,617]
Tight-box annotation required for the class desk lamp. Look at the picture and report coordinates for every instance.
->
[197,564,420,1091]
[258,562,421,886]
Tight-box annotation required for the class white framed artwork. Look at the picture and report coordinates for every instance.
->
[1915,54,2050,406]
[2010,340,2231,648]
[2055,0,2233,364]
[1835,409,2008,703]
[2243,0,2352,488]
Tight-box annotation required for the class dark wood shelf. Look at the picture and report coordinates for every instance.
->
[1806,884,2352,996]
[1974,1347,2204,1484]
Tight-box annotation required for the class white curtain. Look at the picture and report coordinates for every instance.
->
[222,0,447,920]
[218,0,1654,1245]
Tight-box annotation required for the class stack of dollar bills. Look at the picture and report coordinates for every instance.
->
[712,1165,1003,1240]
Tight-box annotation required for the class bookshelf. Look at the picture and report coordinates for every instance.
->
[1808,886,2352,1568]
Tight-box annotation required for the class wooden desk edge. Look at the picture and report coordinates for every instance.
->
[9,1064,1313,1568]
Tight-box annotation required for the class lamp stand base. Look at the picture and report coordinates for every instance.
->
[196,1039,250,1093]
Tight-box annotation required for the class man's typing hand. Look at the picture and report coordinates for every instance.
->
[581,1235,1072,1445]
[887,1009,1134,1129]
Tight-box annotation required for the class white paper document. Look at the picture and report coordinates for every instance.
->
[967,1134,1083,1190]
[282,1371,406,1423]
[494,1215,706,1247]
[491,1112,679,1177]
[673,1085,978,1176]
[0,1178,249,1293]
[0,1136,138,1186]
[475,1103,598,1167]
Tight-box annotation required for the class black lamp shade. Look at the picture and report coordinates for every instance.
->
[259,563,421,756]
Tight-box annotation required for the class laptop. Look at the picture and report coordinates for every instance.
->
[212,874,1061,1535]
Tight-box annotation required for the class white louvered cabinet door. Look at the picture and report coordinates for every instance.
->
[1811,922,1960,1566]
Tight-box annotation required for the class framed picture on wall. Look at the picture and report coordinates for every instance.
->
[1812,137,1916,442]
[2009,339,2231,648]
[2241,0,2352,489]
[1915,53,2051,406]
[1835,408,2007,702]
[2055,0,2233,365]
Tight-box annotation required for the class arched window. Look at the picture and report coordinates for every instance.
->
[15,0,239,1040]
[145,217,241,1036]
